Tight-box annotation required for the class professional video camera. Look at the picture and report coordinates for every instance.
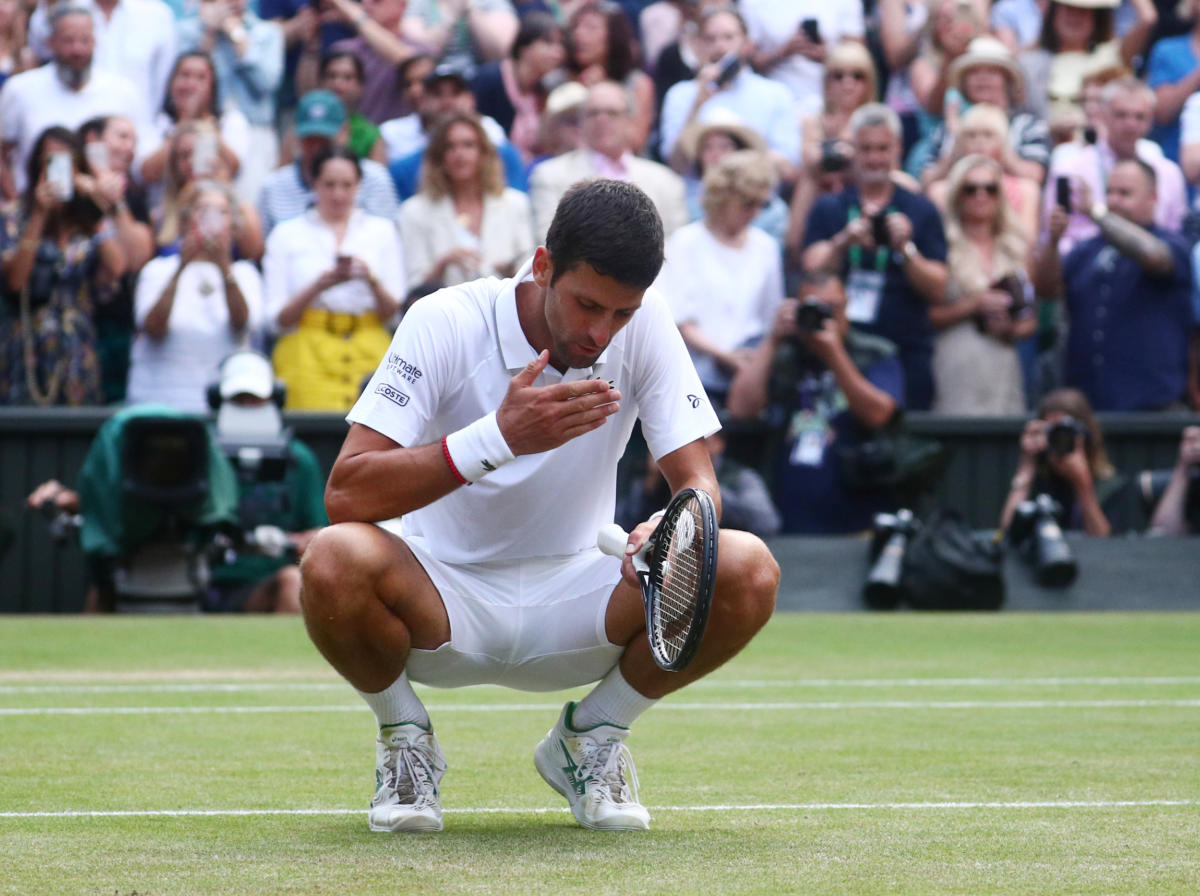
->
[863,508,918,609]
[1007,493,1078,587]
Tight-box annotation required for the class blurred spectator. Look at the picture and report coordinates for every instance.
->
[726,270,904,534]
[1000,387,1135,535]
[1017,0,1156,124]
[786,41,876,256]
[127,181,263,412]
[674,109,786,243]
[930,154,1035,415]
[0,0,35,90]
[530,79,588,166]
[802,103,948,411]
[177,0,284,207]
[1148,425,1200,535]
[618,429,781,536]
[650,0,722,109]
[1146,0,1200,163]
[398,111,534,289]
[27,0,177,122]
[324,0,426,125]
[77,114,155,403]
[259,90,399,233]
[654,149,783,405]
[741,0,867,119]
[639,0,690,74]
[0,5,147,198]
[204,350,328,613]
[260,0,352,123]
[0,126,125,406]
[927,104,1041,242]
[1042,77,1187,254]
[378,53,436,161]
[919,36,1049,187]
[908,0,983,122]
[529,80,686,240]
[564,1,655,154]
[991,0,1045,51]
[659,6,799,182]
[1036,157,1192,411]
[876,0,931,155]
[1181,90,1200,186]
[471,11,565,164]
[403,0,519,71]
[318,50,387,162]
[383,63,526,201]
[137,52,250,202]
[263,146,404,411]
[156,121,265,260]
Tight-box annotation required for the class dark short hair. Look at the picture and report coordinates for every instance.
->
[1114,156,1157,190]
[320,50,365,83]
[545,179,664,288]
[512,11,560,61]
[309,145,361,182]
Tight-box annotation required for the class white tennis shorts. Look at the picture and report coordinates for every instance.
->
[402,534,625,692]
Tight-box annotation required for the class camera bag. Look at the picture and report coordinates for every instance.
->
[899,510,1005,611]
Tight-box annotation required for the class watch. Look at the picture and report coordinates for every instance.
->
[1090,202,1108,221]
[902,240,919,262]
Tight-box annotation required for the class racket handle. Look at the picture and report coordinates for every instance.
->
[597,523,630,558]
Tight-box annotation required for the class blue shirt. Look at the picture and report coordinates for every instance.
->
[659,68,800,165]
[1062,227,1193,411]
[801,186,947,410]
[387,142,528,203]
[770,332,906,534]
[1145,35,1198,163]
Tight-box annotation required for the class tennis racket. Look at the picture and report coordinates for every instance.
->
[597,487,718,672]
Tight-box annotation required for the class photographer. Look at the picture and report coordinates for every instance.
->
[1000,388,1136,537]
[727,270,903,534]
[1148,426,1200,536]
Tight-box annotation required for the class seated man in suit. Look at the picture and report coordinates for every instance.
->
[528,80,687,242]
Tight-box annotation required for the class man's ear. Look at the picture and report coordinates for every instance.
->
[531,246,553,287]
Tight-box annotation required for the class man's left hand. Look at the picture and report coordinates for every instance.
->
[884,212,913,252]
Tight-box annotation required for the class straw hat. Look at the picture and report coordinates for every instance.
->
[947,36,1026,106]
[544,81,588,118]
[676,109,767,168]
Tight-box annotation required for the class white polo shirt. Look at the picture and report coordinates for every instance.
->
[348,258,720,564]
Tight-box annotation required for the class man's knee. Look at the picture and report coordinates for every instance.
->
[300,523,386,608]
[714,531,779,631]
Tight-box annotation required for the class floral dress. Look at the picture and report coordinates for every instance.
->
[0,205,104,406]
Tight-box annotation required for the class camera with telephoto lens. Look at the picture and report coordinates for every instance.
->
[794,297,833,334]
[1045,416,1087,458]
[1007,493,1078,587]
[863,509,918,609]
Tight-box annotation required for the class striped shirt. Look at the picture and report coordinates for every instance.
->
[258,159,400,234]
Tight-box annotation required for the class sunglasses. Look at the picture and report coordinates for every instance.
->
[962,182,1000,196]
[829,69,867,82]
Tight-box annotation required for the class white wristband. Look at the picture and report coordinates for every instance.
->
[443,411,515,484]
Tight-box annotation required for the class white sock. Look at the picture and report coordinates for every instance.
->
[356,672,430,729]
[572,666,656,730]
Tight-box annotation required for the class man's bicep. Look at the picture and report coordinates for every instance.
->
[334,423,404,468]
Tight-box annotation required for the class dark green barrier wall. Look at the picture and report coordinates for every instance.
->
[0,409,1192,612]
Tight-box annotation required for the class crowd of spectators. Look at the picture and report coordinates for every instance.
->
[2,0,1199,540]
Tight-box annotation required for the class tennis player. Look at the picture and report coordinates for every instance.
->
[300,180,779,833]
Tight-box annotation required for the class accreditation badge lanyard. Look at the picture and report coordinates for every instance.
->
[844,204,891,325]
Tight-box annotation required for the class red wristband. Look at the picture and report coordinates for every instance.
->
[441,435,469,486]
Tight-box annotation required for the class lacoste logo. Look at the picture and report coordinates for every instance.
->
[481,459,496,472]
[686,394,702,409]
[375,383,410,407]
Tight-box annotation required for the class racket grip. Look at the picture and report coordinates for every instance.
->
[597,523,630,558]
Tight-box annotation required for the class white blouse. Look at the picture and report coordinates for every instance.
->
[261,208,406,330]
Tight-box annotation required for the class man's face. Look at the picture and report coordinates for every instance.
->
[401,57,434,110]
[701,11,744,64]
[581,83,629,158]
[853,124,897,187]
[419,79,473,129]
[50,13,94,77]
[1104,90,1153,159]
[299,134,335,167]
[1104,161,1156,226]
[533,248,644,371]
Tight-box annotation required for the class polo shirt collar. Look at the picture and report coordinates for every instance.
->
[494,256,611,377]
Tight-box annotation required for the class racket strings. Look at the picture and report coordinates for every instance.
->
[652,502,706,659]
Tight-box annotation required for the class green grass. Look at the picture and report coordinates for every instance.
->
[2,613,1198,895]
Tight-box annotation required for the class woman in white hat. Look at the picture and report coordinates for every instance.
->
[919,35,1049,187]
[1016,0,1157,122]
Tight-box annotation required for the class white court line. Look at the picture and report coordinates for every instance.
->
[1,800,1197,820]
[3,676,1200,695]
[3,699,1199,716]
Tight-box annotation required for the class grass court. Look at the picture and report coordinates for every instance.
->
[1,612,1197,895]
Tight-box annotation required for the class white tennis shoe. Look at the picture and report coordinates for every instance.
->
[533,702,651,831]
[368,721,446,833]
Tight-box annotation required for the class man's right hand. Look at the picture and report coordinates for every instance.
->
[496,350,621,455]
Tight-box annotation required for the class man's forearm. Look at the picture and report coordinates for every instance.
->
[1033,237,1063,297]
[1094,210,1174,276]
[827,348,896,430]
[902,252,947,304]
